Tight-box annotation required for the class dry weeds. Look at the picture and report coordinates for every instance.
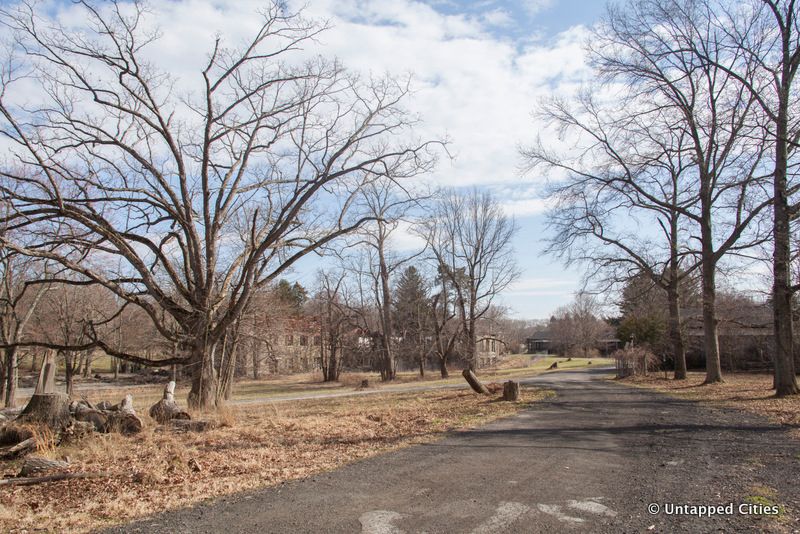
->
[0,388,550,533]
[623,372,800,430]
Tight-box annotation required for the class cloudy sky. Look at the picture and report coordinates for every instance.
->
[35,0,610,319]
[288,0,605,318]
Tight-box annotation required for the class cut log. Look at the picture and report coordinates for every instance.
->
[72,403,110,432]
[117,394,135,414]
[19,455,69,477]
[95,401,114,411]
[18,393,71,430]
[149,381,191,424]
[0,437,37,460]
[73,397,143,435]
[108,395,143,435]
[502,381,520,401]
[0,424,34,446]
[462,369,490,395]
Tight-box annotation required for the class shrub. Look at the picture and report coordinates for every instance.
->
[614,346,659,378]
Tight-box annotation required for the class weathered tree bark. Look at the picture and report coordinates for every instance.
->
[700,251,722,383]
[18,393,71,429]
[4,346,17,407]
[462,368,489,395]
[772,83,799,396]
[19,456,69,477]
[439,356,449,379]
[187,342,218,410]
[72,401,109,432]
[376,219,396,382]
[502,381,520,401]
[111,394,143,434]
[667,281,687,380]
[0,437,36,460]
[666,214,687,380]
[150,381,191,424]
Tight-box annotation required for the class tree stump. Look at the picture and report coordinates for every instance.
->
[18,393,71,430]
[149,381,191,424]
[108,395,143,435]
[547,362,558,370]
[462,369,489,395]
[502,381,520,401]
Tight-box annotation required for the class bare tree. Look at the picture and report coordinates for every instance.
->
[549,292,609,358]
[313,270,349,382]
[419,189,519,370]
[0,254,49,406]
[589,0,773,383]
[0,1,438,408]
[688,0,800,394]
[428,265,462,378]
[524,92,700,378]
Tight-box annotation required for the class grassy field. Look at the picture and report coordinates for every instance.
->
[0,387,553,533]
[54,355,611,410]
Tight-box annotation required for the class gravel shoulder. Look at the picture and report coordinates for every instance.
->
[107,369,800,534]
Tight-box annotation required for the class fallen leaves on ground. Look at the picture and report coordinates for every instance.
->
[623,372,800,429]
[0,388,549,533]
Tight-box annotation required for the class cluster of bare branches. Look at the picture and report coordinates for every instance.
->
[0,1,440,408]
[524,0,800,394]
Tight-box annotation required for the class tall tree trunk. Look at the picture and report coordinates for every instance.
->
[0,352,6,404]
[378,232,395,382]
[466,319,477,371]
[187,342,218,410]
[439,354,449,378]
[252,343,261,380]
[81,353,92,378]
[4,346,17,407]
[772,100,799,396]
[63,351,75,396]
[666,241,687,379]
[701,254,722,384]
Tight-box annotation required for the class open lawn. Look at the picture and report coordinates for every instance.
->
[622,372,800,434]
[0,387,552,533]
[18,355,611,410]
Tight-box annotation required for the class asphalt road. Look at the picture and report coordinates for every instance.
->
[108,368,800,534]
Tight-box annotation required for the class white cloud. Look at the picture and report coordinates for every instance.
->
[501,197,549,217]
[481,8,514,27]
[521,0,555,17]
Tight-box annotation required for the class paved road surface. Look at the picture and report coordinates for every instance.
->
[109,368,800,533]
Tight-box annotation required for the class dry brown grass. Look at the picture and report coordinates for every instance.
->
[623,372,800,429]
[0,388,550,533]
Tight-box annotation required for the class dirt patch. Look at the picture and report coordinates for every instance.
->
[0,388,549,533]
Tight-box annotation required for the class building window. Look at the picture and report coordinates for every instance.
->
[300,335,308,346]
[285,334,294,346]
[313,335,321,346]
